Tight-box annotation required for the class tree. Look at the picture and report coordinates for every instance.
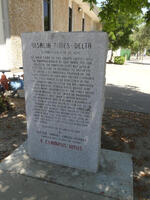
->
[84,0,150,18]
[83,0,149,62]
[144,8,150,23]
[131,24,150,58]
[100,11,141,51]
[99,2,143,61]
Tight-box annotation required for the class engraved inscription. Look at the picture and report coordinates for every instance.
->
[31,54,95,127]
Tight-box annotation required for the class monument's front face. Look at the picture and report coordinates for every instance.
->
[22,32,108,172]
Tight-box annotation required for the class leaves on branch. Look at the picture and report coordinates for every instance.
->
[83,0,150,55]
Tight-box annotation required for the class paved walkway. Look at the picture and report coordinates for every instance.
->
[105,57,150,113]
[0,171,111,200]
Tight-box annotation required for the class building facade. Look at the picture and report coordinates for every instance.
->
[0,0,101,70]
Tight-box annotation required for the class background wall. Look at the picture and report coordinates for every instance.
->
[0,0,5,44]
[84,13,92,31]
[8,0,43,68]
[53,0,69,32]
[72,2,82,31]
[0,0,12,70]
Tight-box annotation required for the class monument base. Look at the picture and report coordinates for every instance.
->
[0,142,133,200]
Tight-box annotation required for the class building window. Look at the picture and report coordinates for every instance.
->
[43,0,51,31]
[69,7,72,32]
[82,18,85,32]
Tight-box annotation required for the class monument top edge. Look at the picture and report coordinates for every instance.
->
[21,31,107,37]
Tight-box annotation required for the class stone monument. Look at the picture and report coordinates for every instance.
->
[0,31,133,200]
[22,32,108,172]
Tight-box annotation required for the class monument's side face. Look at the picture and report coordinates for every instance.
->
[22,32,108,172]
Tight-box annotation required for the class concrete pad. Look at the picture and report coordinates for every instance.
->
[0,143,133,200]
[0,171,111,200]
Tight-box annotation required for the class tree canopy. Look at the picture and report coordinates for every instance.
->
[99,10,142,51]
[83,0,150,54]
[130,24,150,56]
[84,0,150,19]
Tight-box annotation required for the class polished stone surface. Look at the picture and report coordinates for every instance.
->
[22,32,108,172]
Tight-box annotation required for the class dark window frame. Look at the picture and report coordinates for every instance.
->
[69,7,72,32]
[82,18,85,32]
[43,0,51,31]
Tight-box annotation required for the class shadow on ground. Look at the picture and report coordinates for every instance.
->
[0,170,104,200]
[128,61,150,65]
[0,98,27,161]
[102,108,150,199]
[105,84,150,113]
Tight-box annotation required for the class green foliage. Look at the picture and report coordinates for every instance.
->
[114,56,125,65]
[99,5,143,51]
[130,24,150,55]
[144,9,150,24]
[83,0,150,22]
[83,0,150,59]
[83,0,150,61]
[146,49,150,55]
[82,0,97,9]
[0,95,10,114]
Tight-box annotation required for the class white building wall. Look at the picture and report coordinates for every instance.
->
[0,0,12,70]
[0,0,4,43]
[106,49,121,62]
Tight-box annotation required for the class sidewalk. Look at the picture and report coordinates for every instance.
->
[105,57,150,113]
[0,171,111,200]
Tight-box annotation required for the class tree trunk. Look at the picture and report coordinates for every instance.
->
[109,50,113,63]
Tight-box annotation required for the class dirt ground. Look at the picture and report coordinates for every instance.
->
[0,98,27,160]
[0,97,150,200]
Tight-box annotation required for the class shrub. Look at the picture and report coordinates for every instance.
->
[0,94,10,114]
[114,56,125,65]
[146,50,150,56]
